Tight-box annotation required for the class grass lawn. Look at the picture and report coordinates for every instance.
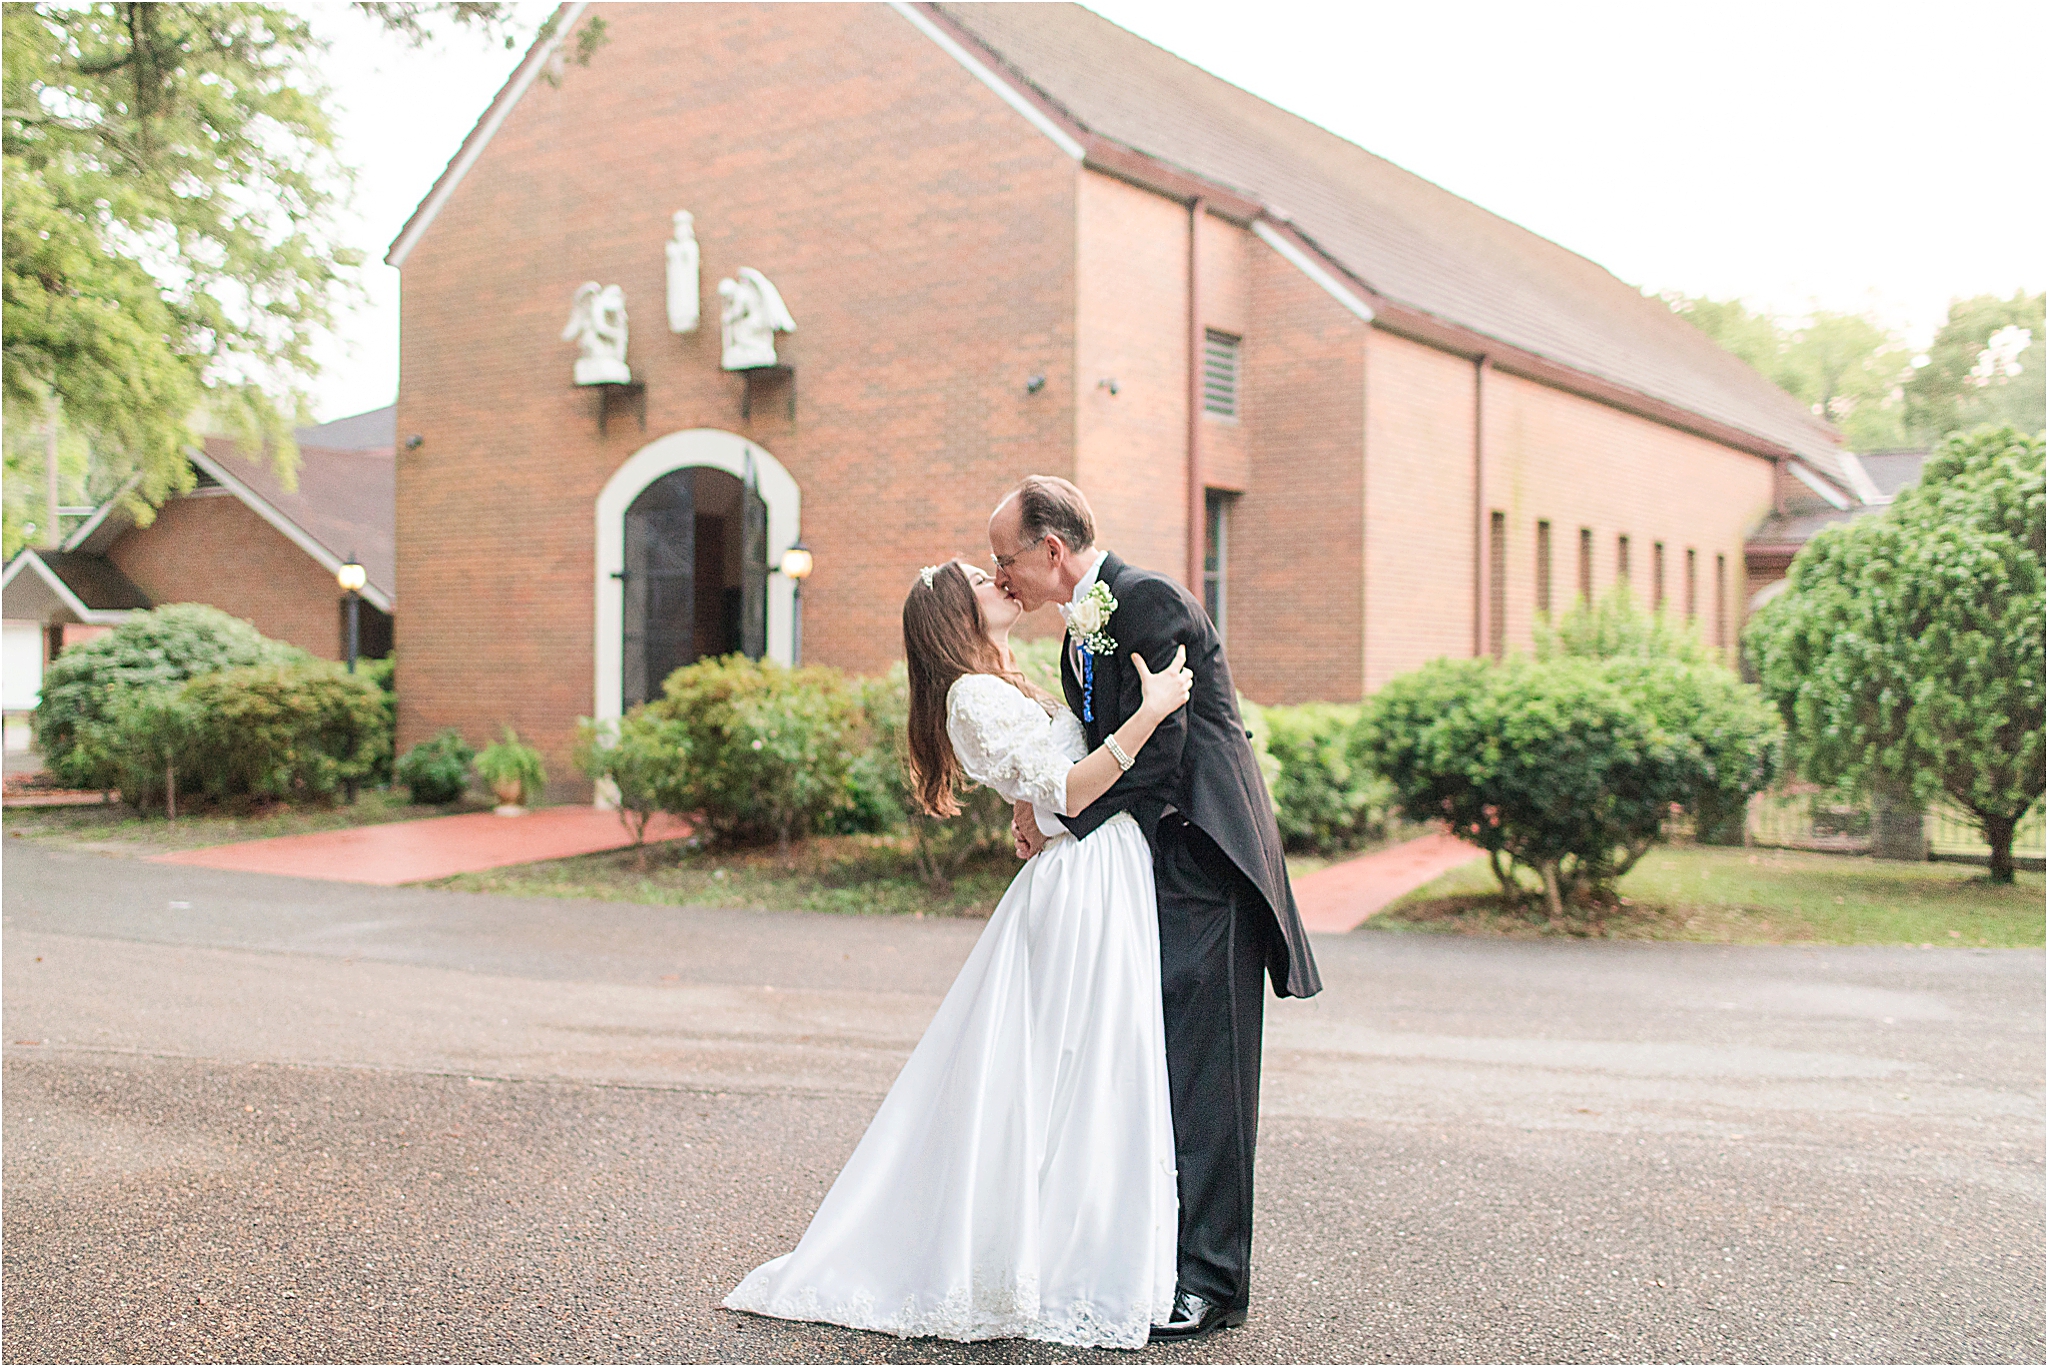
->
[431,833,1021,918]
[1,787,496,854]
[1375,843,2045,947]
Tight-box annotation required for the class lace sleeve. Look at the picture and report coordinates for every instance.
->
[946,674,1071,816]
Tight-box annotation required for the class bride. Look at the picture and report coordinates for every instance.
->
[723,558,1194,1349]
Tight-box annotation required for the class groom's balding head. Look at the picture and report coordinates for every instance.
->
[989,475,1096,612]
[1001,475,1094,552]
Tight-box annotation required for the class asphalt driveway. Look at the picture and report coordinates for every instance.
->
[3,840,2041,1362]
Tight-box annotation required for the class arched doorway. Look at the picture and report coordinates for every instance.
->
[621,466,768,705]
[595,430,801,722]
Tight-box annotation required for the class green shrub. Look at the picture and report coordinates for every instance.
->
[1262,701,1389,853]
[855,662,1009,887]
[833,669,911,836]
[1531,589,1784,845]
[393,728,474,804]
[473,726,547,807]
[650,654,865,855]
[33,603,303,789]
[357,655,398,782]
[1361,657,1704,917]
[1011,636,1066,697]
[1236,693,1284,799]
[1534,589,1715,664]
[1602,657,1782,844]
[574,711,687,864]
[171,661,391,806]
[102,687,206,814]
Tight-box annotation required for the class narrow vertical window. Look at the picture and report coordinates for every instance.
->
[1203,489,1233,637]
[1685,548,1698,620]
[1715,552,1728,651]
[1578,527,1594,605]
[1652,541,1666,609]
[1535,520,1553,616]
[1202,330,1240,419]
[1616,534,1631,588]
[1489,511,1507,659]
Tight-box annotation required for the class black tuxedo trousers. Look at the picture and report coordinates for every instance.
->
[1154,812,1270,1313]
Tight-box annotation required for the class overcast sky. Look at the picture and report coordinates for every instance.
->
[303,0,2046,422]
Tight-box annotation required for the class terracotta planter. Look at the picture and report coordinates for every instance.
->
[491,774,525,815]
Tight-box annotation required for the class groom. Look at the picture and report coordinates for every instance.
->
[990,475,1322,1343]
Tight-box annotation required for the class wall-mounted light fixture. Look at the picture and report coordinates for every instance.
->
[1097,378,1120,397]
[776,540,814,665]
[1024,374,1046,394]
[403,434,424,451]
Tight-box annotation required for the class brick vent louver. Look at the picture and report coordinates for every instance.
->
[1202,329,1240,419]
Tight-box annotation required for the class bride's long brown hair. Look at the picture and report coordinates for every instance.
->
[903,560,1054,817]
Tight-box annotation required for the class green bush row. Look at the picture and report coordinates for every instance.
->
[572,638,1386,878]
[32,605,394,809]
[1362,596,1783,915]
[103,660,391,809]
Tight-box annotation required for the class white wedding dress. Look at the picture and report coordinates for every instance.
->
[723,673,1178,1348]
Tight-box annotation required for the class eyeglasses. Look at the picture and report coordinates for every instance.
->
[992,536,1045,571]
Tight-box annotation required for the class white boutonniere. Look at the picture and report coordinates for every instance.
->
[1069,582,1118,655]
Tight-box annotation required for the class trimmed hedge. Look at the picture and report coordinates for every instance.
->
[646,654,866,853]
[1358,647,1781,915]
[109,661,391,809]
[1260,702,1389,854]
[34,603,303,790]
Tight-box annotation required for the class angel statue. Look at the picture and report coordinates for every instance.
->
[562,282,631,385]
[717,267,795,371]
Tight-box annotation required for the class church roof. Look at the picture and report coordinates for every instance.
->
[63,406,397,611]
[387,1,1853,492]
[932,2,1852,486]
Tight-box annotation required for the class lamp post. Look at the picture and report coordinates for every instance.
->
[779,541,814,666]
[337,555,367,674]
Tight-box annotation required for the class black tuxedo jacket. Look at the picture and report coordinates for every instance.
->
[1059,553,1322,999]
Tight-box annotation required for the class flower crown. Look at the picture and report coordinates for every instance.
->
[920,564,940,589]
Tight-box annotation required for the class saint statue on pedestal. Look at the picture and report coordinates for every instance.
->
[666,211,700,334]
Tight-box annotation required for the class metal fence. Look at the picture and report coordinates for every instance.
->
[1925,800,2047,863]
[1746,783,2045,868]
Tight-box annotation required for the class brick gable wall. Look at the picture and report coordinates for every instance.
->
[395,2,1079,790]
[108,496,341,660]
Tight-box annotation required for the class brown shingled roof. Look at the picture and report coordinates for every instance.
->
[34,551,152,612]
[204,434,396,601]
[934,2,1850,482]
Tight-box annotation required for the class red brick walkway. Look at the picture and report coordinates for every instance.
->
[153,807,691,886]
[1292,830,1484,934]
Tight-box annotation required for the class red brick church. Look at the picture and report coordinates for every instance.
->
[390,1,1858,792]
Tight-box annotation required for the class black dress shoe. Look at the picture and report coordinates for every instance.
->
[1148,1290,1246,1344]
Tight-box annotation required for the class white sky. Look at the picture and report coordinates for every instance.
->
[303,0,2047,422]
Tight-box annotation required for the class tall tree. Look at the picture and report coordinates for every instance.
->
[1745,427,2045,882]
[3,4,357,516]
[1903,292,2046,443]
[1667,294,1912,450]
[0,2,545,558]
